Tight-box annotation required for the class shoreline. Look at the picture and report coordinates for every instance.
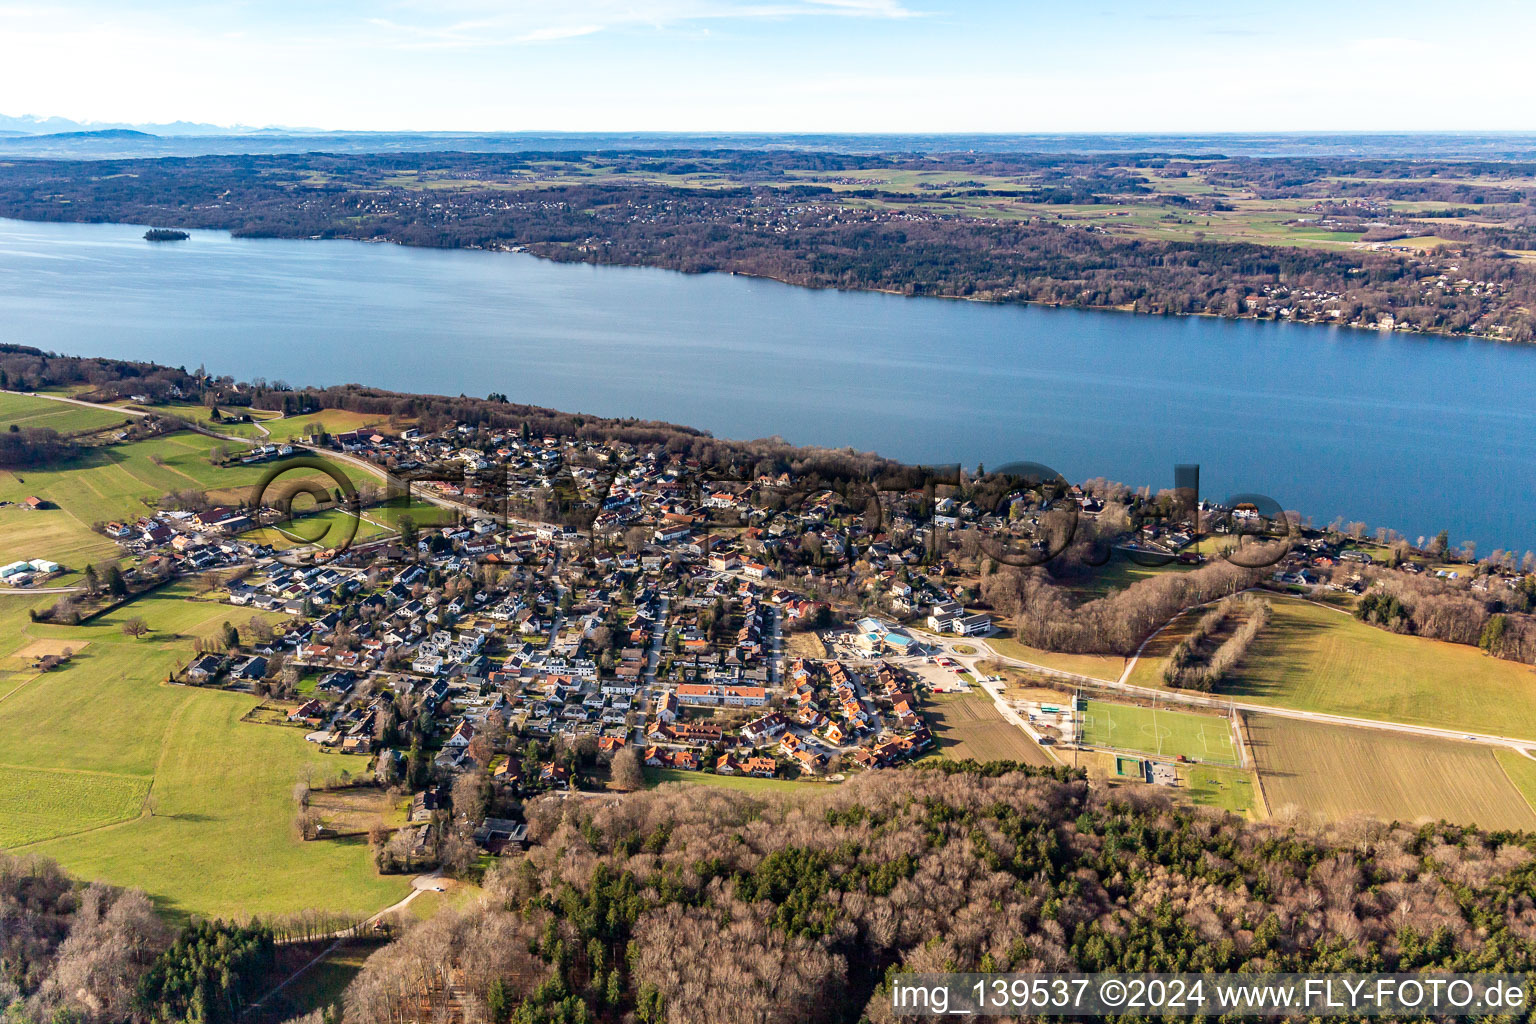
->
[0,213,1517,346]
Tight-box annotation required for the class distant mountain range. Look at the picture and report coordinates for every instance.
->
[3,114,1536,160]
[0,113,314,137]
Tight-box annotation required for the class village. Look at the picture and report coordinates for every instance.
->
[17,402,1531,882]
[102,422,1008,869]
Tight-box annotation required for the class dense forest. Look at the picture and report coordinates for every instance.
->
[329,763,1536,1023]
[0,152,1533,339]
[0,853,167,1022]
[17,763,1536,1022]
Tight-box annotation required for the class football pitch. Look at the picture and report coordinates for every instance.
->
[1079,699,1239,765]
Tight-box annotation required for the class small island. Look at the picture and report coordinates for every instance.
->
[143,228,189,242]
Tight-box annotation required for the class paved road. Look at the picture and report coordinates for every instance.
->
[917,608,1536,755]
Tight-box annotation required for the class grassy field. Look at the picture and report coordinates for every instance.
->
[0,431,365,578]
[924,691,1055,766]
[1078,698,1239,765]
[405,880,485,922]
[121,401,271,439]
[0,504,123,587]
[1494,750,1536,814]
[0,433,363,522]
[986,637,1125,681]
[0,765,151,847]
[1246,714,1536,830]
[648,767,824,792]
[0,588,409,922]
[252,938,388,1022]
[243,497,456,549]
[1183,764,1258,817]
[261,409,401,443]
[0,392,130,434]
[1186,598,1536,740]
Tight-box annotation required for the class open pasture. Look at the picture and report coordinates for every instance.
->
[0,432,363,574]
[1214,598,1536,740]
[0,765,150,847]
[0,590,407,921]
[0,391,129,434]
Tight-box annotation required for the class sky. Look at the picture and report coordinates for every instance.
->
[1,0,1532,133]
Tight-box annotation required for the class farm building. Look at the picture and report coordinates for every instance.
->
[0,559,62,579]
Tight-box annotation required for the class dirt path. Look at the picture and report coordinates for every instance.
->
[245,870,444,1016]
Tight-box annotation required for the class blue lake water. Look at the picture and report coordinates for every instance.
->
[2,217,1533,552]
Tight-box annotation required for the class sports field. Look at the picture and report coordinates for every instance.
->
[1183,764,1258,817]
[1246,714,1536,830]
[1078,698,1239,765]
[0,588,409,921]
[926,691,1055,766]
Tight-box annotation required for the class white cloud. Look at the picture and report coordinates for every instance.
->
[369,0,923,48]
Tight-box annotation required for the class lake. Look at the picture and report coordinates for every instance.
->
[2,217,1533,553]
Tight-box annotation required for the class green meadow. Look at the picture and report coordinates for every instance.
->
[1140,598,1536,740]
[0,587,410,922]
[0,431,365,582]
[0,391,130,434]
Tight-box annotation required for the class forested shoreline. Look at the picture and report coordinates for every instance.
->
[1,151,1534,340]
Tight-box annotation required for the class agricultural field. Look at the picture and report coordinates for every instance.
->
[260,408,402,443]
[1078,698,1239,765]
[252,155,1536,261]
[924,691,1055,766]
[109,400,273,439]
[1493,749,1536,812]
[0,765,151,847]
[0,391,130,434]
[1196,597,1536,740]
[0,588,410,922]
[1246,714,1536,830]
[0,503,122,587]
